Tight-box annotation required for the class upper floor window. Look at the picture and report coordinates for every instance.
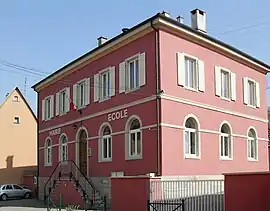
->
[56,88,70,116]
[247,128,258,160]
[42,95,54,121]
[220,123,232,160]
[243,77,260,108]
[119,53,146,94]
[14,116,20,124]
[125,117,142,160]
[176,52,205,92]
[215,66,236,101]
[73,78,90,109]
[13,96,19,102]
[184,116,200,158]
[94,67,115,102]
[45,138,52,166]
[59,135,68,162]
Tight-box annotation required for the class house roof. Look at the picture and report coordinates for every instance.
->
[32,12,270,91]
[0,87,37,121]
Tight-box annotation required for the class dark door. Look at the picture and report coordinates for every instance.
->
[79,130,88,176]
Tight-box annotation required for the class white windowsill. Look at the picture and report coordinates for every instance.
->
[45,163,52,167]
[247,104,257,109]
[184,86,199,93]
[99,97,111,103]
[184,154,200,159]
[248,157,258,162]
[126,154,142,160]
[220,156,233,161]
[125,87,140,94]
[220,96,231,102]
[99,158,112,163]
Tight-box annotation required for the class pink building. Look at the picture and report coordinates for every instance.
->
[32,9,270,209]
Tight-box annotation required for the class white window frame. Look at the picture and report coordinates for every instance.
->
[100,69,111,101]
[102,135,112,161]
[77,79,87,109]
[247,128,258,161]
[183,115,200,159]
[220,69,231,100]
[184,55,198,90]
[126,55,140,91]
[247,79,256,107]
[59,135,68,162]
[219,123,233,160]
[125,116,143,160]
[59,88,67,114]
[45,138,52,166]
[44,96,53,121]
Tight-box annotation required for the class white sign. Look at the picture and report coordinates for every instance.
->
[108,109,128,122]
[49,128,61,136]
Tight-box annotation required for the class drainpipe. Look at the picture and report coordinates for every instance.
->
[37,92,40,200]
[151,19,161,176]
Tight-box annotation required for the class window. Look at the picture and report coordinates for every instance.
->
[13,96,19,102]
[220,123,232,159]
[42,96,54,121]
[119,53,146,94]
[101,126,112,161]
[73,78,90,109]
[13,185,23,190]
[5,185,13,190]
[127,57,140,90]
[248,80,256,106]
[56,88,70,116]
[176,52,205,92]
[59,135,68,162]
[127,118,142,158]
[101,70,110,100]
[185,56,197,89]
[184,117,199,158]
[215,66,236,101]
[220,70,231,99]
[243,77,260,108]
[14,116,20,124]
[59,89,67,113]
[247,128,257,160]
[45,138,52,166]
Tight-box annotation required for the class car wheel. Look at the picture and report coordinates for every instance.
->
[24,192,31,199]
[1,194,7,201]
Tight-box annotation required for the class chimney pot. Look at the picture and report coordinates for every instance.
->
[176,15,184,24]
[161,11,170,18]
[191,8,206,33]
[97,36,108,46]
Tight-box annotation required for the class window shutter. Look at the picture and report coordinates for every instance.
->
[85,78,90,106]
[50,95,54,119]
[198,60,205,92]
[139,52,146,86]
[243,77,248,105]
[66,87,70,112]
[119,62,126,93]
[230,72,236,101]
[42,99,45,121]
[256,81,260,108]
[55,92,60,116]
[215,66,221,96]
[94,74,100,102]
[73,84,77,108]
[176,52,185,86]
[110,66,116,97]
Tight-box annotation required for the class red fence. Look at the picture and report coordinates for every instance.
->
[224,171,270,211]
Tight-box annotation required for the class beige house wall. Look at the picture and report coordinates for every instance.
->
[0,89,37,184]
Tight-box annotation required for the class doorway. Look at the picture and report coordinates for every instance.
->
[78,129,88,176]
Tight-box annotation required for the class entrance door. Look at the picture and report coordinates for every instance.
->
[79,130,88,176]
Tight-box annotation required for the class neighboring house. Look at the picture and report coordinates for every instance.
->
[32,9,270,207]
[0,87,37,186]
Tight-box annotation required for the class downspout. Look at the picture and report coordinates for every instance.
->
[36,91,40,200]
[151,19,161,176]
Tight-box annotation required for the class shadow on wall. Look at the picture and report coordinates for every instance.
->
[0,155,37,186]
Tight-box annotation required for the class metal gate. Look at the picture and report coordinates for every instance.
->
[148,199,185,211]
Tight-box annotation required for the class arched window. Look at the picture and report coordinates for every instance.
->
[248,128,257,160]
[220,123,232,159]
[45,138,52,166]
[184,117,199,157]
[128,118,142,157]
[101,126,112,160]
[59,135,68,162]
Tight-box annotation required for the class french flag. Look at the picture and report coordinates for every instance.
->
[69,99,76,111]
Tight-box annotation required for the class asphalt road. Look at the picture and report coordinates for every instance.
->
[0,199,48,210]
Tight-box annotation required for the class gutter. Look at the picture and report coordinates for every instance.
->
[151,20,161,176]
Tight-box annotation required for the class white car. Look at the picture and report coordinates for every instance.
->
[0,184,32,201]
